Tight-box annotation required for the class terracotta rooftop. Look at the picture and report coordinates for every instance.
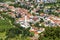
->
[53,20,60,24]
[8,6,15,9]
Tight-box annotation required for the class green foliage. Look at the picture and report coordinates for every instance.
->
[1,13,15,24]
[34,22,40,28]
[0,0,4,2]
[40,18,44,23]
[57,0,60,2]
[39,27,60,40]
[0,18,13,32]
[0,38,3,40]
[29,32,34,37]
[6,27,21,38]
[21,27,31,37]
[2,0,15,2]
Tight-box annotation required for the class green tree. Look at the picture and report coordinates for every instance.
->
[39,27,60,40]
[6,27,22,38]
[0,0,4,2]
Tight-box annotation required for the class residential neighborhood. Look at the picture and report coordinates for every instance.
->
[0,0,60,40]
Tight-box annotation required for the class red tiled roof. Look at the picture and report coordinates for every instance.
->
[3,4,9,7]
[8,6,15,9]
[53,20,60,24]
[33,16,38,21]
[18,18,25,21]
[49,16,60,24]
[15,8,29,15]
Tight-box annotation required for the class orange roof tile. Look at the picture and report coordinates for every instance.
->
[8,6,15,9]
[53,20,60,24]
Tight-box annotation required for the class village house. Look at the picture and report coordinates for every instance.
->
[8,6,15,12]
[8,12,16,18]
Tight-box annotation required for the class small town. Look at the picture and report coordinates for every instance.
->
[0,0,60,40]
